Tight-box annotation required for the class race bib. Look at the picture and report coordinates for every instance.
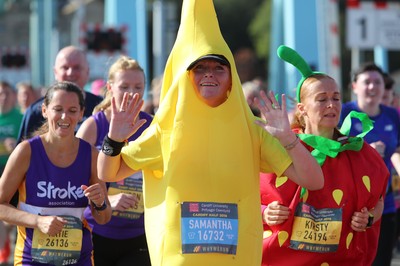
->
[181,202,238,255]
[290,202,342,253]
[31,216,82,266]
[108,172,144,219]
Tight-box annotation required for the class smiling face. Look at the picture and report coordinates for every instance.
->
[42,89,84,138]
[298,76,341,137]
[352,70,384,108]
[188,59,232,107]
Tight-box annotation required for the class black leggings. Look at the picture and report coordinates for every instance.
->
[92,233,151,266]
[372,213,397,266]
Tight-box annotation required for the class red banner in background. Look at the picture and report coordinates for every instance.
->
[347,0,387,9]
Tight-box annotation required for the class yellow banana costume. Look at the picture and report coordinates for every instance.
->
[121,0,292,265]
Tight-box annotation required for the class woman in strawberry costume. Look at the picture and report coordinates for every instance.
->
[260,46,389,266]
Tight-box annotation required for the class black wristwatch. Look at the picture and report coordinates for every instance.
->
[92,200,107,211]
[366,212,374,228]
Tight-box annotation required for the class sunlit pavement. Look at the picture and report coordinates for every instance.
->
[393,249,400,266]
[4,232,400,265]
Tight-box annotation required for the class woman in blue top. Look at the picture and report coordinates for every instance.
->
[76,56,152,266]
[340,62,400,266]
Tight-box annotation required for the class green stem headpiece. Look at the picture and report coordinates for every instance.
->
[277,45,324,102]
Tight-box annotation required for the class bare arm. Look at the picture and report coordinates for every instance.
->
[0,142,35,226]
[254,91,324,190]
[97,153,137,182]
[281,141,324,190]
[76,116,97,146]
[86,148,112,224]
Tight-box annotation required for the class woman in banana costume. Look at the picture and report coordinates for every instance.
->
[97,1,324,265]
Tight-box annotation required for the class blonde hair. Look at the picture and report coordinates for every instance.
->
[93,56,145,114]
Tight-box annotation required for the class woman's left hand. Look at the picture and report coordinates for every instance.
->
[254,91,292,142]
[351,207,369,232]
[81,184,105,207]
[109,92,147,142]
[263,201,290,226]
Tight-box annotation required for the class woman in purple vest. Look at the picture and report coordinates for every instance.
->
[76,56,152,266]
[0,81,111,266]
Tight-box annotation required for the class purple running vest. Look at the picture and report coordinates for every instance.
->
[15,136,93,266]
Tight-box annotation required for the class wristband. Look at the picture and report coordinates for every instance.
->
[101,135,126,156]
[284,135,299,150]
[92,200,107,211]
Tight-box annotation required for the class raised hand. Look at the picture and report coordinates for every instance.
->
[254,91,291,140]
[109,92,147,142]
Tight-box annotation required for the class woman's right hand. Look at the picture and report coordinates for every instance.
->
[253,91,297,146]
[109,92,147,142]
[36,215,67,237]
[263,201,290,226]
[109,193,139,211]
